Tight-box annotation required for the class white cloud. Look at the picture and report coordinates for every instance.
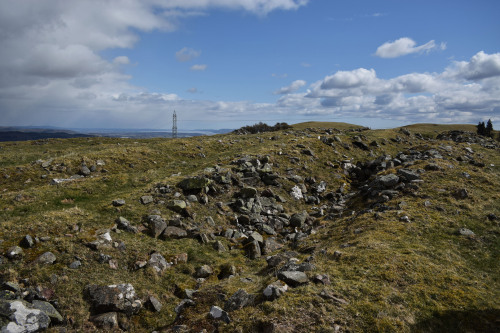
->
[274,80,306,94]
[190,64,207,71]
[444,51,500,80]
[176,47,201,62]
[320,68,376,89]
[113,56,130,65]
[375,37,445,58]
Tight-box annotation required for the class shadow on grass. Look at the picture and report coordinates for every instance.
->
[411,308,500,333]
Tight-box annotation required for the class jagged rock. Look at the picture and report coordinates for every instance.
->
[263,281,288,301]
[277,271,308,287]
[178,176,211,192]
[5,246,23,260]
[116,217,138,233]
[148,252,170,273]
[290,185,303,200]
[85,283,142,316]
[213,240,226,252]
[374,174,399,188]
[140,195,154,205]
[352,141,369,151]
[224,289,254,312]
[147,296,163,312]
[0,300,50,332]
[90,312,118,329]
[35,252,56,265]
[174,299,194,315]
[290,211,308,228]
[162,226,187,239]
[262,238,284,255]
[301,149,315,156]
[209,306,231,323]
[398,169,420,181]
[112,199,126,207]
[147,215,167,238]
[246,240,261,259]
[19,235,34,249]
[31,300,63,324]
[194,265,213,278]
[247,231,263,245]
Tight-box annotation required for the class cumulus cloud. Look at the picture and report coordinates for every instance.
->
[190,64,207,71]
[375,37,445,58]
[176,47,201,62]
[444,51,500,80]
[320,69,376,89]
[274,80,306,94]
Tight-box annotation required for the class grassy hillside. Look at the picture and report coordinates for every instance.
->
[0,123,499,332]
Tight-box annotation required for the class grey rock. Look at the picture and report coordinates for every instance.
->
[69,260,82,269]
[218,264,236,280]
[148,253,170,273]
[90,312,118,330]
[209,306,230,323]
[5,246,23,260]
[31,300,63,324]
[85,283,142,316]
[80,165,91,176]
[277,271,308,287]
[248,231,263,245]
[147,296,163,312]
[112,199,126,207]
[224,289,254,312]
[375,174,399,188]
[246,240,261,259]
[263,281,288,301]
[240,187,257,198]
[162,226,187,239]
[398,169,420,181]
[213,240,226,252]
[0,300,50,333]
[116,217,138,233]
[178,177,211,192]
[194,265,213,278]
[262,238,284,255]
[35,252,56,265]
[20,235,34,248]
[140,195,154,205]
[168,200,187,213]
[174,299,194,315]
[148,215,167,238]
[458,228,475,236]
[290,211,308,228]
[186,195,198,202]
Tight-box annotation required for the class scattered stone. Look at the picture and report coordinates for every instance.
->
[263,281,288,301]
[116,217,138,233]
[313,274,331,285]
[19,235,34,248]
[290,211,308,228]
[148,252,170,273]
[31,300,63,324]
[224,289,254,312]
[178,176,211,192]
[290,185,303,200]
[147,215,167,238]
[69,260,82,269]
[162,226,188,239]
[209,306,231,324]
[174,299,195,315]
[194,265,213,278]
[168,200,187,213]
[35,252,56,265]
[213,240,226,252]
[458,228,475,236]
[454,188,469,199]
[246,240,261,259]
[140,195,154,205]
[90,312,119,330]
[240,187,257,198]
[5,246,23,260]
[319,290,349,305]
[277,271,308,287]
[112,199,126,207]
[85,283,142,316]
[398,169,420,181]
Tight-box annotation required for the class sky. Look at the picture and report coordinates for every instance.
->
[0,0,499,130]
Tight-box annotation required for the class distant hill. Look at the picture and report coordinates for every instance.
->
[0,127,93,142]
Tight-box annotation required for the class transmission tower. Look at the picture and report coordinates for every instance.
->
[172,110,177,139]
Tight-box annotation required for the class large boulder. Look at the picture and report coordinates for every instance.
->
[178,177,211,192]
[277,271,308,287]
[224,289,254,312]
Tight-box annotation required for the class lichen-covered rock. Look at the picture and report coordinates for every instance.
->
[0,300,50,333]
[224,289,254,312]
[277,271,308,287]
[178,176,211,192]
[263,281,288,301]
[85,283,142,316]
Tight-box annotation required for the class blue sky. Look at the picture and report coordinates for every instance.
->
[1,0,499,130]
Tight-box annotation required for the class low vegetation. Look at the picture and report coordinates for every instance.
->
[0,123,498,332]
